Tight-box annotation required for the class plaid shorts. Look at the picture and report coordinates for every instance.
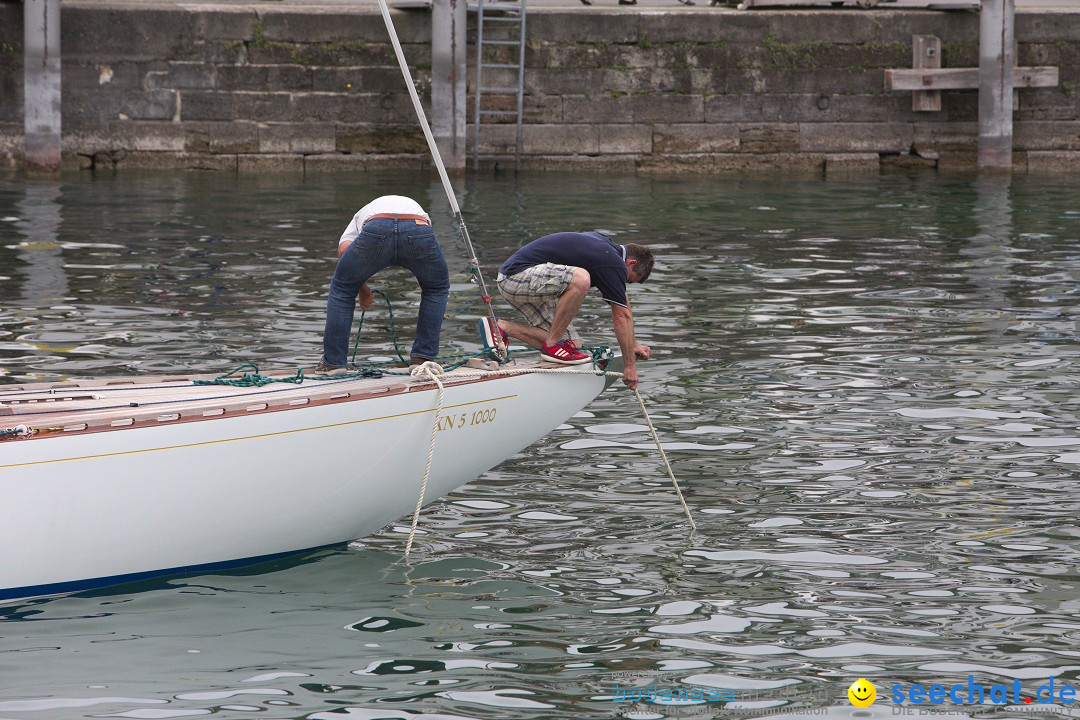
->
[497,263,581,343]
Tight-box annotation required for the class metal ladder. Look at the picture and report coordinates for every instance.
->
[471,0,526,171]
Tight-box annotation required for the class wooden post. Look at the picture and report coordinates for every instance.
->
[912,35,942,112]
[432,0,466,170]
[23,0,62,173]
[978,0,1015,170]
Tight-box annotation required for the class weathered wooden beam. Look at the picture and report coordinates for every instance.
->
[884,66,1058,92]
[912,35,941,112]
[979,0,1014,169]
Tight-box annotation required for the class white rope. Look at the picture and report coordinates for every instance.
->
[404,360,447,557]
[633,389,697,530]
[406,363,697,530]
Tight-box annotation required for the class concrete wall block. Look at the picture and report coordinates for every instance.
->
[361,153,430,170]
[562,94,632,124]
[254,8,423,43]
[64,7,200,62]
[217,65,313,92]
[146,63,217,91]
[122,90,180,121]
[707,93,888,124]
[234,93,296,122]
[637,151,825,175]
[303,153,370,173]
[825,152,880,175]
[67,123,186,153]
[257,11,380,44]
[0,5,20,46]
[337,123,428,154]
[67,88,178,124]
[1018,17,1080,44]
[527,68,646,96]
[93,150,238,172]
[632,95,704,124]
[642,13,742,44]
[311,67,403,94]
[527,12,641,44]
[912,122,977,152]
[258,123,335,154]
[522,94,564,124]
[936,148,979,171]
[65,61,165,95]
[739,124,799,153]
[689,68,727,97]
[598,125,652,155]
[192,10,257,42]
[1015,122,1080,151]
[522,125,600,155]
[181,92,238,122]
[654,124,739,154]
[473,124,518,154]
[537,155,639,173]
[799,122,912,153]
[237,153,305,173]
[538,43,609,70]
[288,42,411,69]
[806,42,910,71]
[0,123,21,156]
[883,94,947,124]
[944,92,978,122]
[727,67,880,96]
[292,92,417,124]
[185,122,259,153]
[1026,150,1080,172]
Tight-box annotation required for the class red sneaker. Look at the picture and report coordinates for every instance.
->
[540,340,591,365]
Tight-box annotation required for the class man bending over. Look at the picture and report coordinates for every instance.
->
[481,230,652,390]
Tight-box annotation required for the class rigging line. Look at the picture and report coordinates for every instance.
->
[375,0,507,362]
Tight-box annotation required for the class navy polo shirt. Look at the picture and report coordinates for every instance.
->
[499,231,629,307]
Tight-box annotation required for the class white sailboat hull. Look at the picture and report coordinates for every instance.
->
[1,364,613,599]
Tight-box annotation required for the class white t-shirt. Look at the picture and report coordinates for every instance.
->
[338,195,430,250]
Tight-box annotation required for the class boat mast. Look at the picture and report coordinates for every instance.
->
[376,0,507,361]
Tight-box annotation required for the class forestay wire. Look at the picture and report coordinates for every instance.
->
[376,0,507,362]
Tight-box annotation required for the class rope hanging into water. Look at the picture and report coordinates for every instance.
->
[375,0,507,362]
[404,361,447,557]
[633,389,697,530]
[396,363,696,555]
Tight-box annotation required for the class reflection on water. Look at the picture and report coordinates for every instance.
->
[2,170,1080,718]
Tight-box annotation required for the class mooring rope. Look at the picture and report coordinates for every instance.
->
[405,360,447,557]
[633,389,697,530]
[395,362,696,557]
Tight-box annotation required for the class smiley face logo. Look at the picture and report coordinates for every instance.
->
[848,678,876,708]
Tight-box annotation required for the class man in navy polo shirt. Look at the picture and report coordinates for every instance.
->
[479,230,653,390]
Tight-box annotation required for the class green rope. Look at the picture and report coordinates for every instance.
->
[193,363,307,387]
[194,291,613,386]
[351,289,408,366]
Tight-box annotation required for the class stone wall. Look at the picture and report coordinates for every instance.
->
[0,1,1077,173]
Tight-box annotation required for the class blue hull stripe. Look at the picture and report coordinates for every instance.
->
[0,543,340,601]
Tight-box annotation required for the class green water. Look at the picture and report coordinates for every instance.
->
[2,170,1080,719]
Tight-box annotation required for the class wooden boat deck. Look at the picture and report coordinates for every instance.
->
[0,358,540,439]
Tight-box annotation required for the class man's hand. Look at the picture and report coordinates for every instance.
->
[357,283,375,310]
[634,344,650,360]
[622,364,639,390]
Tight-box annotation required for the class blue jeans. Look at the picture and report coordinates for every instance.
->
[322,218,450,366]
